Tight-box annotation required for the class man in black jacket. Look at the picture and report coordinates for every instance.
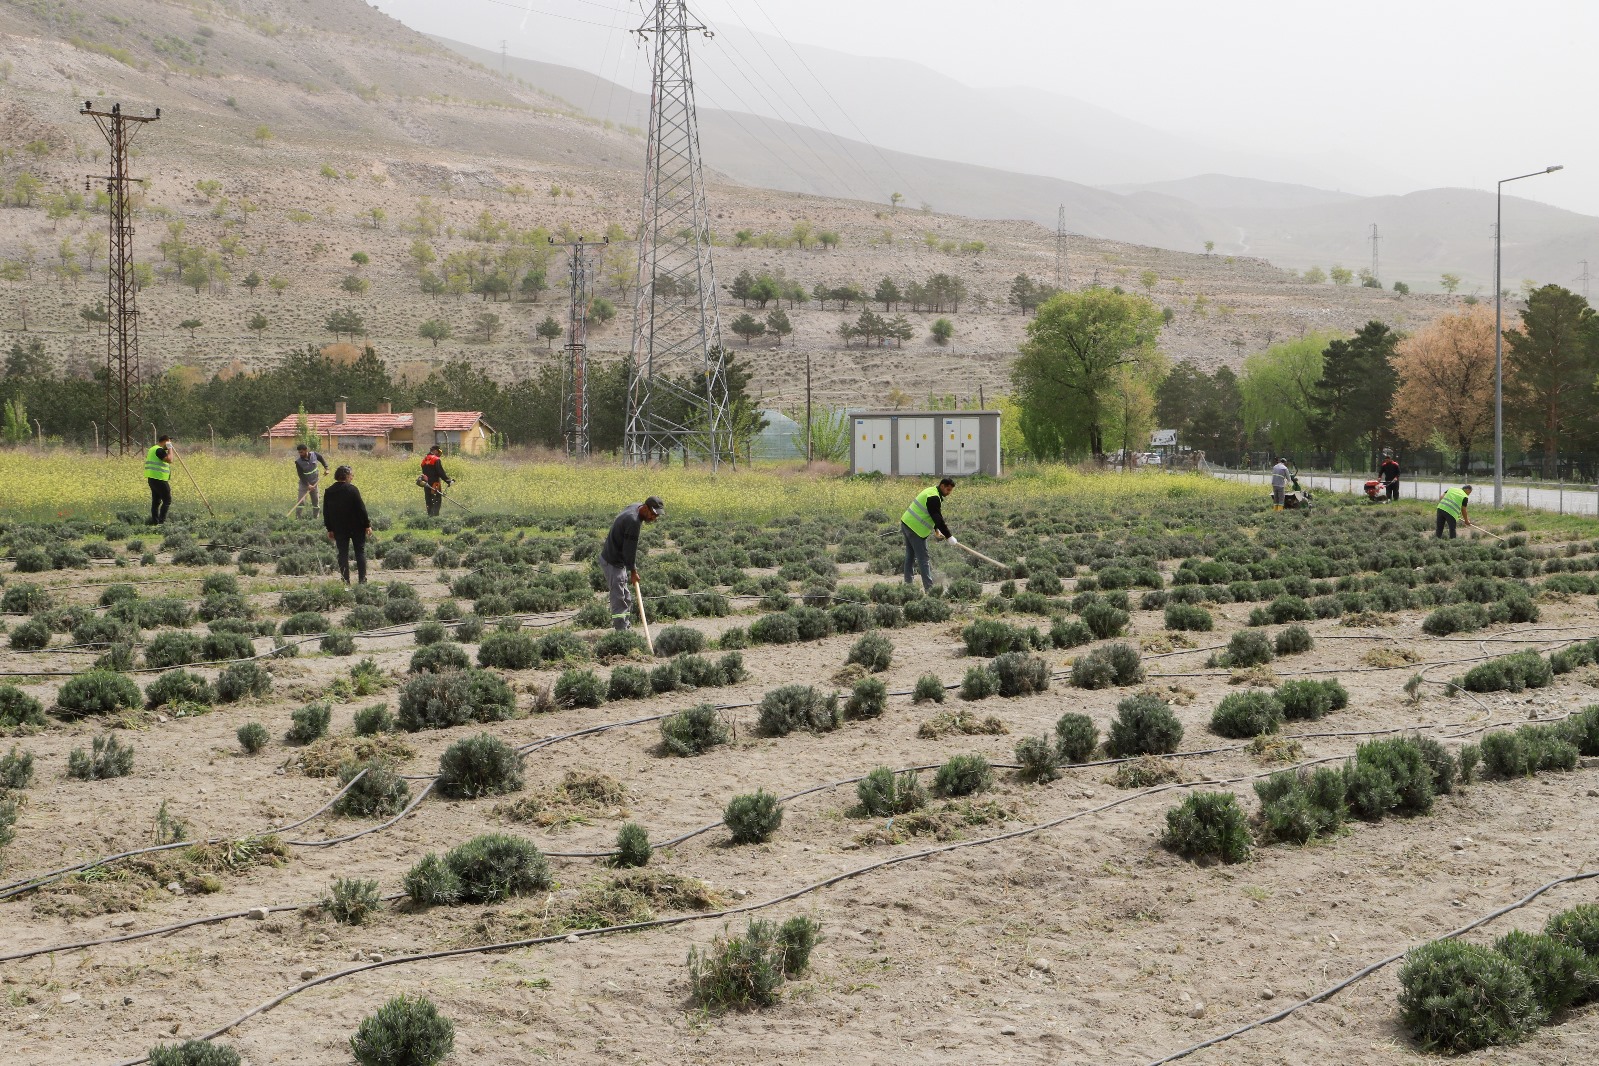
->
[599,495,664,630]
[322,465,371,584]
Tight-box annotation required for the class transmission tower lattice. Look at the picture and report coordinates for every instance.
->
[1576,260,1590,302]
[551,237,610,458]
[624,0,734,467]
[82,100,158,456]
[1368,223,1381,287]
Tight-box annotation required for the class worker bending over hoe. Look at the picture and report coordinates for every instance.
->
[901,477,956,591]
[419,444,453,516]
[323,465,372,584]
[1436,483,1472,539]
[144,434,174,526]
[600,495,665,631]
[293,442,330,518]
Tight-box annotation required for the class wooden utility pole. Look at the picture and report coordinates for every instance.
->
[805,350,813,461]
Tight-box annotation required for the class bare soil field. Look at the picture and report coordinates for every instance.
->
[1,485,1597,1065]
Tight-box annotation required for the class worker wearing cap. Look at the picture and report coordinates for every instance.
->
[322,465,371,584]
[419,444,453,516]
[1436,484,1472,539]
[144,434,174,526]
[1379,452,1401,502]
[900,478,955,591]
[599,496,664,630]
[1270,457,1290,510]
[293,442,330,518]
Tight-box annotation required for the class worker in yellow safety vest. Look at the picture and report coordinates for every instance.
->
[144,434,174,526]
[901,477,955,590]
[1435,484,1471,539]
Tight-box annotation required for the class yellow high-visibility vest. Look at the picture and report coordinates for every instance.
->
[901,485,939,538]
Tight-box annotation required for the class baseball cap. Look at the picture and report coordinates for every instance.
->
[645,495,665,515]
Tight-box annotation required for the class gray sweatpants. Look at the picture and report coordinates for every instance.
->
[601,558,633,630]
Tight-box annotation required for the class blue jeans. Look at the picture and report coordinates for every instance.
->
[902,522,932,589]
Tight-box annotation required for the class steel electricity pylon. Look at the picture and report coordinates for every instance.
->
[623,0,735,467]
[82,100,159,455]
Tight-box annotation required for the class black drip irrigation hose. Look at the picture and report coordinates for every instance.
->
[96,716,1596,1066]
[1142,868,1599,1065]
[0,769,370,901]
[13,694,1567,972]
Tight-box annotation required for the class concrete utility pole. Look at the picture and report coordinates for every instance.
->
[1056,204,1068,290]
[550,237,611,458]
[1368,223,1381,287]
[499,40,508,73]
[624,1,735,468]
[81,100,159,456]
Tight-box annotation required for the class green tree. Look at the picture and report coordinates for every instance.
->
[1392,280,1410,295]
[749,274,780,309]
[1329,265,1354,286]
[247,312,268,340]
[730,313,765,345]
[765,308,792,346]
[810,282,830,310]
[730,268,754,306]
[1203,240,1215,255]
[519,268,547,302]
[536,315,562,349]
[475,312,503,343]
[1309,320,1399,465]
[887,314,913,347]
[241,270,262,295]
[1503,284,1599,477]
[2,398,28,444]
[178,318,201,338]
[367,207,385,229]
[419,319,452,348]
[1010,289,1164,459]
[1139,270,1158,292]
[252,125,273,146]
[350,252,370,268]
[1009,274,1041,315]
[589,296,616,324]
[1440,273,1462,294]
[268,275,289,297]
[340,274,369,296]
[1238,334,1331,456]
[890,192,903,209]
[874,277,902,310]
[324,308,365,340]
[1302,266,1327,285]
[79,300,108,331]
[817,230,840,251]
[930,318,954,346]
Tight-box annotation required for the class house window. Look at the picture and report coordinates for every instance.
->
[336,436,377,452]
[434,430,464,453]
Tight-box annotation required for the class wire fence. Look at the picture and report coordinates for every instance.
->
[1208,467,1599,518]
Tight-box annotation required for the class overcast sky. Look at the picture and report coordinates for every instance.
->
[371,0,1595,214]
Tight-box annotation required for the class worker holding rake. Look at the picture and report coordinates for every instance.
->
[1435,483,1472,539]
[418,444,453,517]
[292,442,329,518]
[143,434,174,525]
[599,495,664,631]
[901,477,956,591]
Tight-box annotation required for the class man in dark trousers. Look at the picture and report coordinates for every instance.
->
[1435,484,1472,539]
[293,442,330,517]
[901,477,955,591]
[323,465,372,584]
[418,444,452,517]
[599,496,664,630]
[1379,452,1401,502]
[144,434,174,525]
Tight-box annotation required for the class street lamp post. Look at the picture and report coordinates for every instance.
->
[1494,165,1564,508]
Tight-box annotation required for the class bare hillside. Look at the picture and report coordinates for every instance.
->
[0,0,1463,413]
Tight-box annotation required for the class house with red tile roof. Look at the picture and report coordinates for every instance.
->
[262,399,493,454]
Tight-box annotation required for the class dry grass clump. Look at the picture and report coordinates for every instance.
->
[916,708,1009,739]
[852,799,1011,845]
[1138,683,1196,706]
[30,835,290,918]
[1107,755,1188,789]
[494,770,628,827]
[1249,734,1306,764]
[287,733,416,777]
[1340,611,1395,628]
[1228,664,1278,687]
[1139,632,1197,654]
[1362,646,1423,668]
[461,871,721,945]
